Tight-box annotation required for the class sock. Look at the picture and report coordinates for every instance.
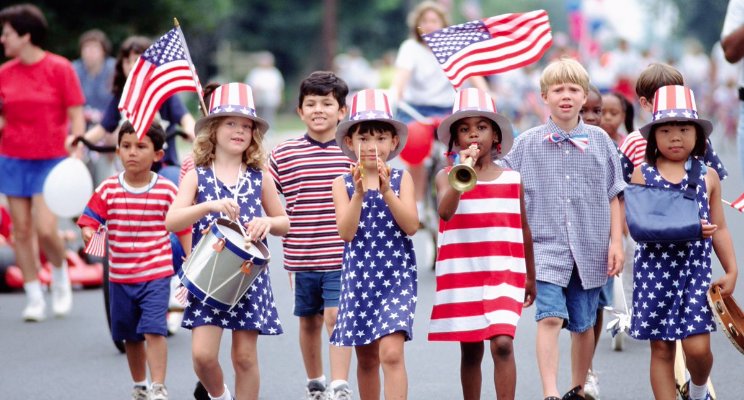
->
[133,379,148,388]
[24,281,44,302]
[416,201,424,219]
[307,375,326,386]
[209,384,231,400]
[51,260,69,285]
[689,381,708,400]
[330,379,349,391]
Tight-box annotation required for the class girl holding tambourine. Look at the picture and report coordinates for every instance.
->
[165,82,289,400]
[628,85,738,400]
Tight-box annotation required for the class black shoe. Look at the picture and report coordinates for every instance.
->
[194,381,209,400]
[545,397,561,400]
[562,385,585,400]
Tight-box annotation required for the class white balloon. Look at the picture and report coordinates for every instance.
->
[43,158,93,218]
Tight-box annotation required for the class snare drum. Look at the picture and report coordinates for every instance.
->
[707,285,744,355]
[179,218,270,311]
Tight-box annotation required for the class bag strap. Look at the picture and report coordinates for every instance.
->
[684,158,701,200]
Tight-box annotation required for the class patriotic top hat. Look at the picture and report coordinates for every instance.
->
[194,82,270,135]
[437,88,514,159]
[639,85,712,139]
[336,89,408,161]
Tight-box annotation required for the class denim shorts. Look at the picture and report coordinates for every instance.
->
[0,156,65,197]
[110,277,170,341]
[597,277,614,309]
[535,268,601,333]
[293,270,342,317]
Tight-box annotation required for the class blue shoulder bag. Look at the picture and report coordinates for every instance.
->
[624,159,703,243]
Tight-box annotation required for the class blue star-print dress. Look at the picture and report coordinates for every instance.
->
[330,168,417,346]
[181,166,282,334]
[629,160,715,341]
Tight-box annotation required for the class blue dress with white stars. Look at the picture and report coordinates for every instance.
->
[629,160,715,341]
[330,168,417,346]
[181,166,283,334]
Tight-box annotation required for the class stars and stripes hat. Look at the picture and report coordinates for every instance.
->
[437,88,514,158]
[194,82,269,135]
[336,89,408,161]
[639,85,712,139]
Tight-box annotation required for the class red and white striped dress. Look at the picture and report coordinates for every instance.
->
[429,169,526,342]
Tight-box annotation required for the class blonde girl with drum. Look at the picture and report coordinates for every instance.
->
[166,82,289,400]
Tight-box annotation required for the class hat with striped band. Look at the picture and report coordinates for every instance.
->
[639,85,712,139]
[336,89,408,161]
[194,82,269,135]
[437,88,514,159]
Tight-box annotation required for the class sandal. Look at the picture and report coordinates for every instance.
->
[562,385,585,400]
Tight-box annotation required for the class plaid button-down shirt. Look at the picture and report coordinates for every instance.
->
[501,119,626,289]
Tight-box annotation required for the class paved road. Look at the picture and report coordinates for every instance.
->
[1,139,743,399]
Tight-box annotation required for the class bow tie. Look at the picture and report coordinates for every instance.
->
[543,132,589,152]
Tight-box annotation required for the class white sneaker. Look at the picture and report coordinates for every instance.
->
[51,279,73,317]
[330,383,353,400]
[584,369,600,400]
[22,297,46,322]
[131,384,149,400]
[167,310,183,335]
[305,380,327,400]
[150,383,169,400]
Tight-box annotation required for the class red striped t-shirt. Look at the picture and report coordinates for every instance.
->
[269,134,352,272]
[77,172,184,283]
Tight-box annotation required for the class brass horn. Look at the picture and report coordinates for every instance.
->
[448,144,478,192]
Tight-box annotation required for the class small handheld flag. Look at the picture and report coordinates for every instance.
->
[422,9,552,88]
[84,226,107,258]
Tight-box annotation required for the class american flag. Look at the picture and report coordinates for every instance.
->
[118,26,203,140]
[423,9,552,88]
[84,226,107,258]
[730,192,744,213]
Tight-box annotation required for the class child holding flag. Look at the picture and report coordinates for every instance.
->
[78,121,185,400]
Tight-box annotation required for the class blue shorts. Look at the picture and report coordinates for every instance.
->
[110,277,170,342]
[0,156,65,197]
[293,270,342,317]
[597,277,614,309]
[535,268,601,333]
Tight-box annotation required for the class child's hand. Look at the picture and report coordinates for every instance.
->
[209,198,241,221]
[351,164,364,194]
[607,241,624,276]
[377,158,392,195]
[458,144,479,164]
[523,278,536,307]
[245,216,271,241]
[81,226,95,245]
[712,272,737,297]
[701,219,718,238]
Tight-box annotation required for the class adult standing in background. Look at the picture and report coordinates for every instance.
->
[246,51,284,130]
[722,0,744,184]
[0,3,84,321]
[72,28,117,185]
[390,1,491,217]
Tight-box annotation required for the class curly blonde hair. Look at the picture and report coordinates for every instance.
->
[192,116,266,170]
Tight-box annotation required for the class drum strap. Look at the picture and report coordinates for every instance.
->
[211,162,250,238]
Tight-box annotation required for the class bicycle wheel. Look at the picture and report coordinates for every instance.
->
[96,249,125,354]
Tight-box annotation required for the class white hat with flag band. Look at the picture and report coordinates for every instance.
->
[194,82,269,135]
[437,88,513,159]
[639,85,712,139]
[336,89,408,161]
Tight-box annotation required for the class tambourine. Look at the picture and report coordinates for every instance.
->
[707,285,744,355]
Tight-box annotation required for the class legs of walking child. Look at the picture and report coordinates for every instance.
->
[33,195,72,316]
[649,340,677,399]
[299,314,325,382]
[681,334,714,400]
[355,333,407,400]
[232,330,260,400]
[492,336,516,399]
[324,306,353,397]
[536,317,563,397]
[460,342,484,400]
[192,325,230,399]
[570,328,595,394]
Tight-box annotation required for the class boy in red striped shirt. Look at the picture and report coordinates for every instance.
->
[78,121,186,400]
